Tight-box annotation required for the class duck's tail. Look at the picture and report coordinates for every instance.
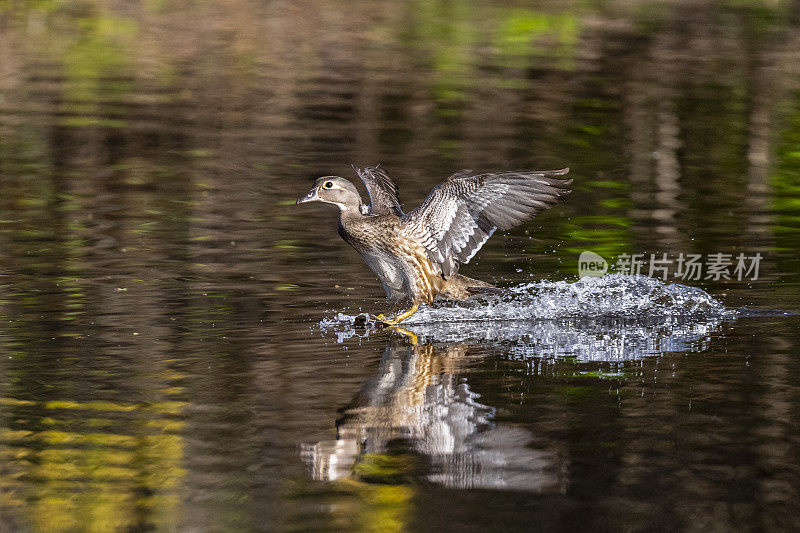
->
[438,274,502,300]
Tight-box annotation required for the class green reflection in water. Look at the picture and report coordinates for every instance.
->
[772,90,800,283]
[495,10,579,70]
[62,16,137,127]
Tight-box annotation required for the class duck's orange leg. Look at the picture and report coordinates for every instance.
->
[376,302,419,325]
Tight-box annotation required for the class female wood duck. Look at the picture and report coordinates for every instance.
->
[296,166,572,324]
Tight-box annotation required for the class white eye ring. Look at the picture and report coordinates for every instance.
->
[323,181,334,189]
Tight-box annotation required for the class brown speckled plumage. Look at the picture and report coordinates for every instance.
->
[297,166,572,323]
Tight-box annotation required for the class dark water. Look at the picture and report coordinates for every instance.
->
[2,1,800,531]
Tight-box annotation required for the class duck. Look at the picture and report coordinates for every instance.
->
[296,166,572,324]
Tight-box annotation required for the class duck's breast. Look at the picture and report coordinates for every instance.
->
[339,216,409,301]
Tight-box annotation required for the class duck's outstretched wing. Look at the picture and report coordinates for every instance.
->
[402,168,572,278]
[353,165,403,216]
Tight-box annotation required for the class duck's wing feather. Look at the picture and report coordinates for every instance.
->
[402,168,572,278]
[353,165,403,216]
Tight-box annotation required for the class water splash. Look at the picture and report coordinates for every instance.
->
[320,275,738,360]
[409,274,732,323]
[323,275,730,328]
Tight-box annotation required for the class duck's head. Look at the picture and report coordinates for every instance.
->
[296,176,363,212]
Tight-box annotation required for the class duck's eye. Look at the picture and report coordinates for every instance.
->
[323,181,334,189]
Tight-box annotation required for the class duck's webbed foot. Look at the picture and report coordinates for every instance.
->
[375,303,420,326]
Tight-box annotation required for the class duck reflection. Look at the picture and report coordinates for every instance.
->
[302,332,567,492]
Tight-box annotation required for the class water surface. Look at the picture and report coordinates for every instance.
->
[1,0,800,531]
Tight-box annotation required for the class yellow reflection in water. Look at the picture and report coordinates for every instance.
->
[0,399,185,532]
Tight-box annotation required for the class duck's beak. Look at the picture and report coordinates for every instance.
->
[296,189,319,204]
